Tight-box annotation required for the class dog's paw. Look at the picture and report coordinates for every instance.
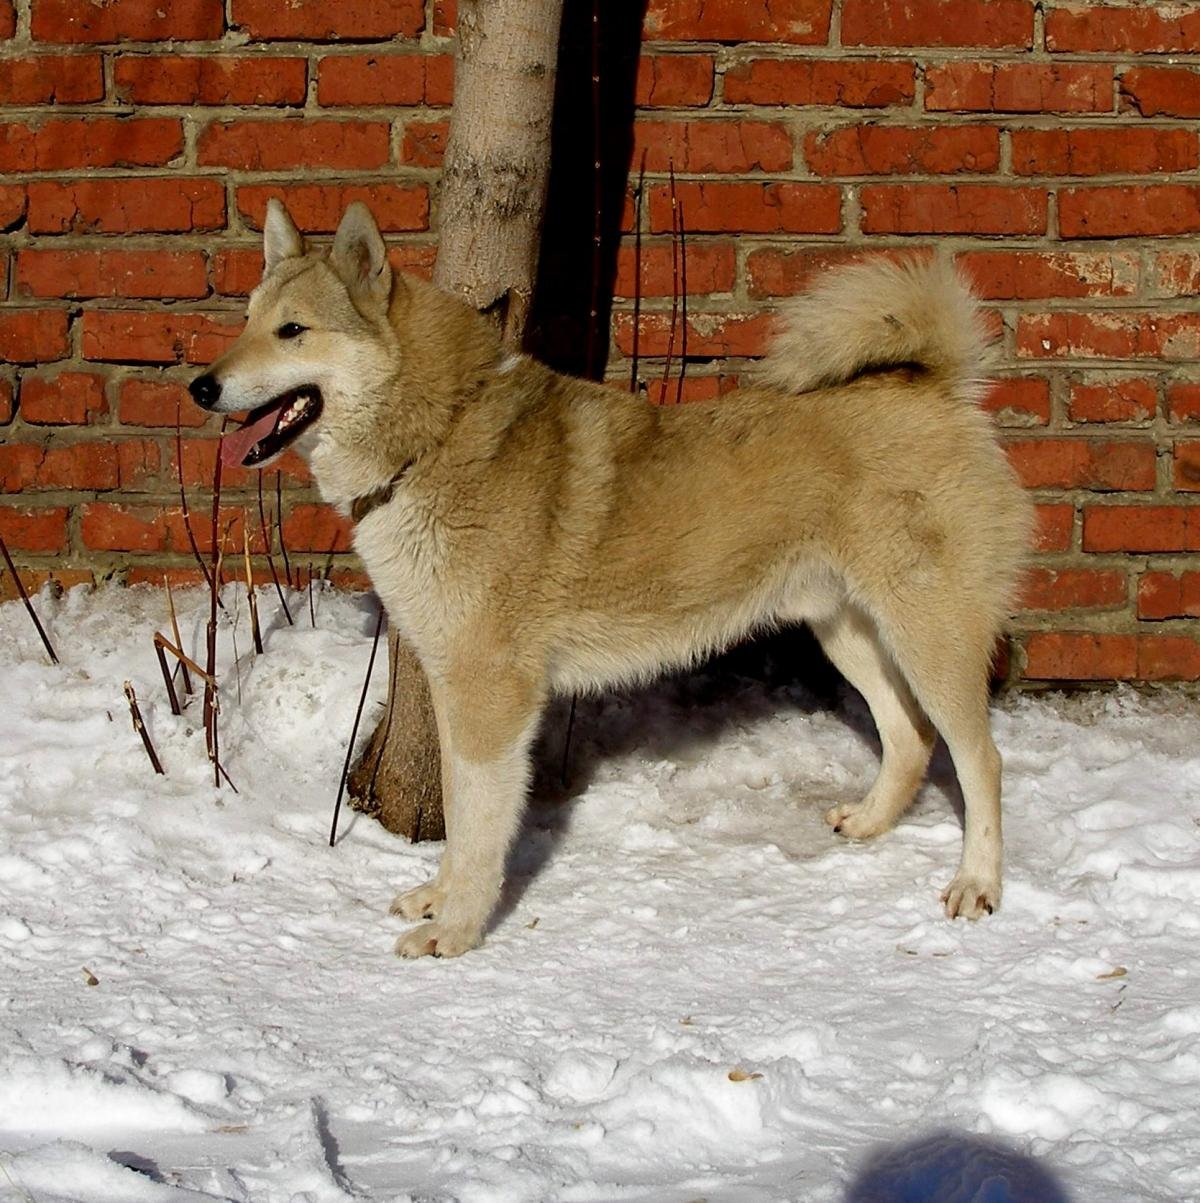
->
[394,920,482,960]
[390,880,445,921]
[941,874,1000,920]
[824,801,894,841]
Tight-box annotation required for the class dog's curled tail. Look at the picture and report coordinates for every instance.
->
[758,256,994,400]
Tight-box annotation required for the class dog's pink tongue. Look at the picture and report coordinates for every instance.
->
[220,405,282,467]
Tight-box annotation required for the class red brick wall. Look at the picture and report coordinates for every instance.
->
[2,0,1200,682]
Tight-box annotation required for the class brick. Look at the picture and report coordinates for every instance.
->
[612,312,773,358]
[1138,571,1200,620]
[0,55,104,104]
[724,58,914,107]
[26,178,226,235]
[211,249,264,296]
[282,504,353,553]
[0,505,68,552]
[983,377,1051,426]
[956,250,1137,300]
[233,0,423,38]
[31,0,223,42]
[80,312,243,366]
[20,371,107,424]
[0,442,119,492]
[0,311,69,363]
[386,245,438,280]
[1135,636,1200,682]
[0,0,12,37]
[805,124,998,175]
[1047,5,1200,54]
[1082,505,1200,552]
[0,117,182,171]
[636,54,714,106]
[432,0,454,36]
[1033,503,1074,552]
[232,0,424,39]
[649,181,841,234]
[1169,382,1200,422]
[643,0,832,44]
[15,249,208,300]
[1068,378,1156,423]
[1120,66,1200,119]
[318,53,453,106]
[1062,184,1200,240]
[79,503,164,552]
[614,242,737,298]
[644,375,737,405]
[925,61,1112,113]
[1018,312,1200,361]
[1012,128,1197,177]
[1021,566,1126,611]
[118,378,208,428]
[401,120,448,167]
[860,185,1046,235]
[1173,442,1200,492]
[237,184,429,233]
[0,377,12,424]
[1023,632,1136,681]
[0,184,25,228]
[0,567,94,601]
[633,119,792,174]
[746,246,896,297]
[82,502,268,553]
[115,55,307,106]
[1006,438,1156,491]
[842,0,1033,49]
[1151,253,1200,299]
[198,120,390,171]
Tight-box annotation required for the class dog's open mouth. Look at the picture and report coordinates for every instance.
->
[220,387,323,468]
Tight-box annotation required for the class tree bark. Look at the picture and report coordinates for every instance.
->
[348,0,565,841]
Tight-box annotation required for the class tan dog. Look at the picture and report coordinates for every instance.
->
[191,200,1032,959]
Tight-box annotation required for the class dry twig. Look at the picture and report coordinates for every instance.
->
[0,533,58,665]
[124,681,164,775]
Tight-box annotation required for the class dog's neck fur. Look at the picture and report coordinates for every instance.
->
[313,274,505,518]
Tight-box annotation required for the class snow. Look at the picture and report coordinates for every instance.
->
[1,584,1198,1202]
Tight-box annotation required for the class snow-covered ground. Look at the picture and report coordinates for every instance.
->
[1,585,1198,1203]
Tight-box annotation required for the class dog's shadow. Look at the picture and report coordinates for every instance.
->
[493,626,965,925]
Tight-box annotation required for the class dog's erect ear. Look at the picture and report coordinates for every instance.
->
[331,201,392,308]
[263,199,304,274]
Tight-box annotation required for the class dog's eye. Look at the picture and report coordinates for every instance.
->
[276,322,307,340]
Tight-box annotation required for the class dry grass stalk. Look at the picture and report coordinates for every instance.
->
[175,406,215,594]
[164,576,192,696]
[243,525,263,655]
[275,471,294,589]
[329,602,386,846]
[256,470,293,626]
[660,161,680,402]
[0,532,59,665]
[123,681,164,775]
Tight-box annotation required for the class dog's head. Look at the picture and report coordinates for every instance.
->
[189,200,396,473]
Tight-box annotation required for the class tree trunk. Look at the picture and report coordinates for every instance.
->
[348,0,565,841]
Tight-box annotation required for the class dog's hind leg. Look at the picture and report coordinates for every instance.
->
[812,606,936,840]
[394,664,544,959]
[871,605,1005,920]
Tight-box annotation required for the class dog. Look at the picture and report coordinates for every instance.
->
[190,200,1032,959]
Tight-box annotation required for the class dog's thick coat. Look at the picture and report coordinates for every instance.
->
[195,202,1032,958]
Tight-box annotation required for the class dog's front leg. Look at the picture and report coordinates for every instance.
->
[394,668,542,960]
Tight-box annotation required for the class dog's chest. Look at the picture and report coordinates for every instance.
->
[351,490,461,651]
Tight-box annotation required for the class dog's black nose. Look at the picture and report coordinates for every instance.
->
[189,373,221,410]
